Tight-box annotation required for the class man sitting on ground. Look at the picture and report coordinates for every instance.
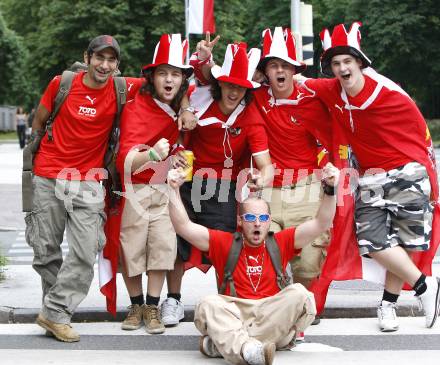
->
[167,163,339,365]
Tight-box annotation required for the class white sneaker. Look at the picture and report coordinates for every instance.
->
[418,276,440,328]
[377,300,399,332]
[242,339,275,365]
[160,297,184,326]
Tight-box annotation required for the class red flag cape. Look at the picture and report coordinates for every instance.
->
[308,70,440,313]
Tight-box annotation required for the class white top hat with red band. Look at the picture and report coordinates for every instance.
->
[257,27,306,73]
[211,43,261,89]
[320,22,371,76]
[142,34,193,77]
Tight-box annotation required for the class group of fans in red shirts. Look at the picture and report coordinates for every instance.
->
[24,21,440,365]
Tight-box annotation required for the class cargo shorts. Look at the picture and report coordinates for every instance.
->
[355,162,433,256]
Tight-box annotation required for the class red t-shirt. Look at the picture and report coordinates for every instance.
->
[304,74,416,173]
[253,85,332,186]
[188,88,269,180]
[34,72,142,180]
[117,93,181,184]
[208,228,299,299]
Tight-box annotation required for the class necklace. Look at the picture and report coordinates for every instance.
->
[243,239,265,293]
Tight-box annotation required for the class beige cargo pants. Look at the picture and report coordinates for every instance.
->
[194,284,316,365]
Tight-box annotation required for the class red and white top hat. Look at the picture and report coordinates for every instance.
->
[320,22,371,76]
[142,34,193,77]
[257,27,306,73]
[211,43,261,89]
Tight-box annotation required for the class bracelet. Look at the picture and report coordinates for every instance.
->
[148,148,161,162]
[322,182,336,196]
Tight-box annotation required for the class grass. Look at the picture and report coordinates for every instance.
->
[0,131,17,140]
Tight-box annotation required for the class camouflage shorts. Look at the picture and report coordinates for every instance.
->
[355,162,433,256]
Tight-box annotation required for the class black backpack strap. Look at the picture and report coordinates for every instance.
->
[218,233,243,297]
[46,70,75,141]
[266,232,292,290]
[103,77,127,206]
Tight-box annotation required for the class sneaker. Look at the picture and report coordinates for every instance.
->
[143,304,165,334]
[199,335,222,358]
[295,331,305,343]
[160,297,184,326]
[121,304,144,330]
[242,340,275,365]
[377,300,399,332]
[418,276,440,328]
[36,313,80,342]
[311,316,321,325]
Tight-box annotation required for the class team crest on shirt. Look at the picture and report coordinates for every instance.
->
[229,127,241,136]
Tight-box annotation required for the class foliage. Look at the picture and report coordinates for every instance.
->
[0,0,439,116]
[0,252,7,281]
[0,10,37,109]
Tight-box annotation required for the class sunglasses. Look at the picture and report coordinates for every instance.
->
[241,213,270,223]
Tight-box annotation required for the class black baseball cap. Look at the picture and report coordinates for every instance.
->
[87,35,121,60]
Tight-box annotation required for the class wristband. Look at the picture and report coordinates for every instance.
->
[148,148,161,162]
[322,182,335,196]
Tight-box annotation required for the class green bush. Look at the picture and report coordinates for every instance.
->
[0,253,7,281]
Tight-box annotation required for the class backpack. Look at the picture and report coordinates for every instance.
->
[22,63,127,212]
[218,232,292,297]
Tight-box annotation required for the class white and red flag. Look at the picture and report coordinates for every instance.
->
[188,0,216,34]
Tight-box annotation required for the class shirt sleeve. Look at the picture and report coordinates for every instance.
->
[124,77,144,100]
[39,75,62,113]
[207,229,233,271]
[274,227,300,263]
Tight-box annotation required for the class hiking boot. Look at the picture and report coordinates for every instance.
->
[160,297,184,327]
[143,304,165,334]
[242,340,275,365]
[418,276,440,328]
[199,335,222,358]
[121,304,144,330]
[36,313,80,342]
[377,300,399,332]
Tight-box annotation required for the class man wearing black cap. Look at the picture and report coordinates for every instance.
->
[26,35,143,342]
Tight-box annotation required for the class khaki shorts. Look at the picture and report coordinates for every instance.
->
[120,184,177,277]
[263,177,329,279]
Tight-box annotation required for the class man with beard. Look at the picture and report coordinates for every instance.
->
[166,162,339,365]
[26,35,143,342]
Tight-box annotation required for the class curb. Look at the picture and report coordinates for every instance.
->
[0,304,423,324]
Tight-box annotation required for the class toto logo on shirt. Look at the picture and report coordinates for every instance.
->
[78,105,97,116]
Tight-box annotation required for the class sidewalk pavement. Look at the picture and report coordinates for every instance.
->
[1,261,439,324]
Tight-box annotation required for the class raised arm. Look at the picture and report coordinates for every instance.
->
[192,32,220,83]
[167,169,210,252]
[294,163,339,249]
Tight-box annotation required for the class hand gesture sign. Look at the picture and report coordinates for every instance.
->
[196,31,220,61]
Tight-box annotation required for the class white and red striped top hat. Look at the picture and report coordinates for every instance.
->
[142,34,193,77]
[211,43,261,89]
[257,27,306,73]
[320,22,371,76]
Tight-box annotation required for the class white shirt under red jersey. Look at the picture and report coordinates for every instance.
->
[253,85,332,186]
[34,72,142,180]
[188,86,269,181]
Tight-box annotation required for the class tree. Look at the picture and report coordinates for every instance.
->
[0,10,36,108]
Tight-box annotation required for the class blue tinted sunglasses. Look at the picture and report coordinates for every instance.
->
[241,213,270,223]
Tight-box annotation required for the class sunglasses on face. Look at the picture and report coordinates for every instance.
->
[241,213,271,223]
